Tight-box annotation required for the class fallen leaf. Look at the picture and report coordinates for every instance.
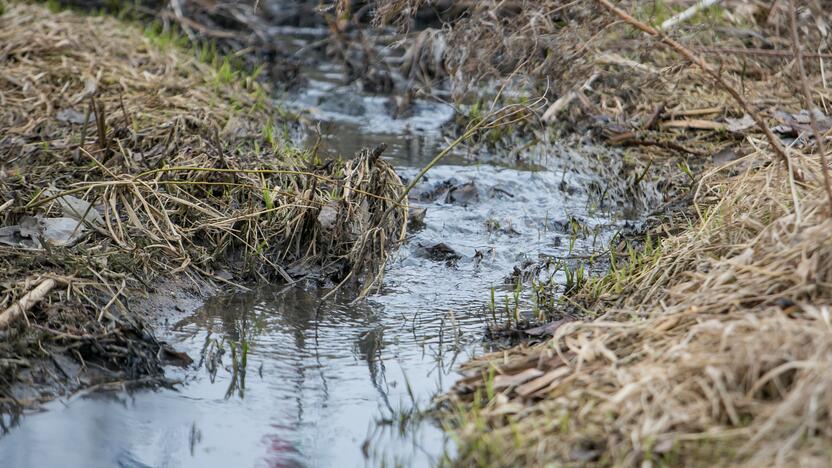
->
[725,114,755,133]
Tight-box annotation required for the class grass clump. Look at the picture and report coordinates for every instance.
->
[426,1,832,466]
[0,3,405,407]
[445,148,832,466]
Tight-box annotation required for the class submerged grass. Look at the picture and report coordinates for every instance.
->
[0,3,405,408]
[412,0,832,466]
[444,145,832,467]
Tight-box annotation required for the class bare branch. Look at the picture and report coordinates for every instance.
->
[789,0,832,213]
[594,0,794,177]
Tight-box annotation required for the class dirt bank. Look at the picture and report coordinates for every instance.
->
[421,1,832,466]
[0,2,405,417]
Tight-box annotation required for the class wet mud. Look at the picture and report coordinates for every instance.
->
[0,20,655,468]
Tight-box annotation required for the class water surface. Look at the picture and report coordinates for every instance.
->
[0,29,626,468]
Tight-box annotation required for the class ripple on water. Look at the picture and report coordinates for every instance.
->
[0,58,633,468]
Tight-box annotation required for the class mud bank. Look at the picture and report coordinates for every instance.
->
[421,1,832,466]
[0,2,405,416]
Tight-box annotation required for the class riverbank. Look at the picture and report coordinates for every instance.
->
[432,1,832,466]
[0,2,405,414]
[4,1,832,465]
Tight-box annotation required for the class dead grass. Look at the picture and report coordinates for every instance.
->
[431,1,832,466]
[0,3,405,406]
[444,144,832,466]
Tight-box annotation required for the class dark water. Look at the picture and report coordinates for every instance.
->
[0,30,629,468]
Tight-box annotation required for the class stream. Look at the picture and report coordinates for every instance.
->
[0,28,630,468]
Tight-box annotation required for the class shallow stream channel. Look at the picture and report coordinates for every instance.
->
[0,30,636,468]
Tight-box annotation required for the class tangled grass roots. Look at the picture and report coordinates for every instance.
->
[0,3,404,400]
[444,146,832,466]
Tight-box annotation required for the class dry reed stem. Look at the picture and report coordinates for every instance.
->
[0,3,406,401]
[594,0,793,172]
[0,278,57,329]
[788,0,832,214]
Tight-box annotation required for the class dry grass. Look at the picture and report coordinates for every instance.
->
[444,145,832,466]
[430,1,832,466]
[0,2,405,405]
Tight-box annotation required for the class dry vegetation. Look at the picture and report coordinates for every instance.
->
[0,2,405,410]
[396,0,832,466]
[3,0,832,464]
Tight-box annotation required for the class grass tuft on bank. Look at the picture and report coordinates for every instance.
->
[0,3,405,409]
[423,0,832,466]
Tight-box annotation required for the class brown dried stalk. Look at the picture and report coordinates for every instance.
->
[0,278,57,329]
[594,0,793,171]
[789,0,832,213]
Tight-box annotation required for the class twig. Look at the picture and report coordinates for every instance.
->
[0,199,13,214]
[789,0,832,213]
[595,0,794,175]
[661,0,723,31]
[697,46,832,60]
[0,278,57,329]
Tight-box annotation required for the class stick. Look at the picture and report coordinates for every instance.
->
[0,279,57,329]
[696,46,832,60]
[789,0,832,213]
[661,0,723,31]
[594,0,794,174]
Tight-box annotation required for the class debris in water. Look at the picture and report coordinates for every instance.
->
[420,242,461,265]
[445,181,478,205]
[408,206,427,229]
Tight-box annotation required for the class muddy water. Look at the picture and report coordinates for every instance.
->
[0,37,629,468]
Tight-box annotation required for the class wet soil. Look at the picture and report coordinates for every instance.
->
[0,23,652,468]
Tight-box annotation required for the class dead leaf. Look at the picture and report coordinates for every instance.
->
[525,317,572,337]
[725,114,755,133]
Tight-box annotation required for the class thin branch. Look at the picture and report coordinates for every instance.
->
[661,0,723,31]
[0,278,57,329]
[594,0,794,175]
[789,0,832,213]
